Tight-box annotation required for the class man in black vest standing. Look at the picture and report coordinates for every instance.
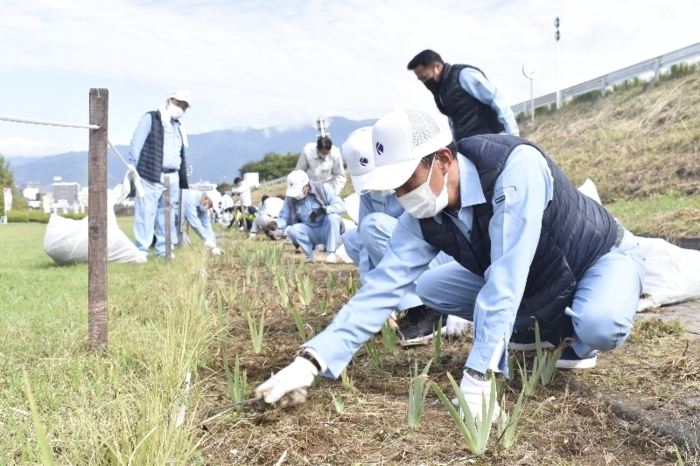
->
[407,49,519,141]
[255,108,645,423]
[128,90,191,259]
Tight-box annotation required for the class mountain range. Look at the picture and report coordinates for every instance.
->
[7,116,376,187]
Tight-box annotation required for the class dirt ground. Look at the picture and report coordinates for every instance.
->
[196,239,696,465]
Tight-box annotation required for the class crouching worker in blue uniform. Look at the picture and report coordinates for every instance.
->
[256,108,646,422]
[341,126,472,343]
[181,189,223,255]
[128,90,191,259]
[277,170,346,264]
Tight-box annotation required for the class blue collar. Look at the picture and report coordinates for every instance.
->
[457,152,486,207]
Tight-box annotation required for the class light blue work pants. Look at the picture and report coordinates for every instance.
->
[287,213,342,257]
[416,230,646,359]
[343,212,451,311]
[133,172,179,258]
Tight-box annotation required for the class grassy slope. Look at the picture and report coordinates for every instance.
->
[522,71,700,237]
[0,219,218,464]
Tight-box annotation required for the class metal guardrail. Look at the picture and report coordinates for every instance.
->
[257,176,286,188]
[512,41,700,115]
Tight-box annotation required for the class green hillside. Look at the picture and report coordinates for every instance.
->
[521,67,700,238]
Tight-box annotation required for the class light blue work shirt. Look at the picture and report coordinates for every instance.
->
[128,113,183,170]
[182,189,216,245]
[305,145,553,377]
[276,185,346,230]
[459,68,519,136]
[355,192,405,283]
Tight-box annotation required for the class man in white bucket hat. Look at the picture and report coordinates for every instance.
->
[256,108,645,422]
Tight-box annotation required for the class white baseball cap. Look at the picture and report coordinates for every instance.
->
[362,108,452,193]
[341,126,374,195]
[285,170,310,198]
[205,189,222,213]
[170,90,191,107]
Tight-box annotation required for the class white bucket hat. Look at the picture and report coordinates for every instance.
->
[362,108,452,193]
[285,170,310,198]
[341,126,374,195]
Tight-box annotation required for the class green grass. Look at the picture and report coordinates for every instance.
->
[606,194,700,237]
[0,218,218,463]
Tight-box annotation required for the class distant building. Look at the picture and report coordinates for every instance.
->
[52,179,80,203]
[190,181,217,192]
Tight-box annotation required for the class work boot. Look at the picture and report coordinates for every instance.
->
[397,306,446,346]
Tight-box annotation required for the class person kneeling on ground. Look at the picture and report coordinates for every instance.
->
[181,189,223,255]
[250,194,286,240]
[277,170,346,263]
[256,108,646,421]
[341,126,472,343]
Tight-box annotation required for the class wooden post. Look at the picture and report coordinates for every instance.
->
[164,176,172,262]
[88,88,109,351]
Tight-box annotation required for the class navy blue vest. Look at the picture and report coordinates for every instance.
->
[419,135,617,333]
[433,64,505,140]
[135,111,189,189]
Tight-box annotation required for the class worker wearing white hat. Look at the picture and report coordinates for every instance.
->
[257,107,645,423]
[341,127,471,342]
[128,90,192,258]
[276,170,346,263]
[180,189,223,255]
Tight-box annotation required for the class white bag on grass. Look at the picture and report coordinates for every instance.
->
[43,176,146,265]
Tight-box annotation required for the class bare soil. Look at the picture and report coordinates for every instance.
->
[195,241,695,465]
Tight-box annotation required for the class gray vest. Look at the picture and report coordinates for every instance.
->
[419,135,617,338]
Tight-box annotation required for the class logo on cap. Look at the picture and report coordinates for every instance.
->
[359,157,369,167]
[375,142,384,155]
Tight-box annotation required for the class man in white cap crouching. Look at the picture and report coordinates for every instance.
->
[256,107,645,422]
[276,170,346,263]
[341,126,472,343]
[181,188,223,255]
[128,90,191,258]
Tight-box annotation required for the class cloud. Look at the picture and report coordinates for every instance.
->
[1,0,699,154]
[0,137,69,157]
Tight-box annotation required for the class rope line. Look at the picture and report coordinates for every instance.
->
[0,114,99,130]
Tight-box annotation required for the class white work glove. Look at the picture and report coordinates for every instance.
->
[126,163,137,174]
[210,247,223,256]
[445,315,473,338]
[452,369,500,424]
[204,239,216,249]
[255,357,318,407]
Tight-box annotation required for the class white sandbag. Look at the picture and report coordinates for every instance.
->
[637,237,700,311]
[44,180,147,265]
[577,178,602,205]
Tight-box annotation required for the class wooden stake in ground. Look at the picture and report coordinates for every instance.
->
[164,176,172,263]
[88,88,109,351]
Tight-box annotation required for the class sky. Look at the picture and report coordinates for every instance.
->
[1,0,699,158]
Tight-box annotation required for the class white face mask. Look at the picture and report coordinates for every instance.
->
[167,102,185,120]
[371,189,395,197]
[396,158,449,219]
[293,189,307,200]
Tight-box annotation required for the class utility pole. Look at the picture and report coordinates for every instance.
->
[555,16,561,109]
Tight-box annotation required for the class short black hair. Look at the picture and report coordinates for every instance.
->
[234,177,243,184]
[316,136,333,151]
[407,50,444,70]
[261,195,269,203]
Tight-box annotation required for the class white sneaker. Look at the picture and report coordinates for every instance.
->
[324,252,337,264]
[305,249,317,263]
